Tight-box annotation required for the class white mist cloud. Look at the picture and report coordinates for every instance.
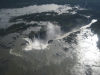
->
[23,38,48,51]
[46,22,62,40]
[23,22,62,51]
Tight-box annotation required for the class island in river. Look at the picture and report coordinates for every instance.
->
[0,1,100,75]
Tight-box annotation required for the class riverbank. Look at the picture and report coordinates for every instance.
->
[90,19,100,49]
[0,0,100,10]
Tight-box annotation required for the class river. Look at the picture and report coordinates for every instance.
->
[0,4,100,75]
[0,19,99,75]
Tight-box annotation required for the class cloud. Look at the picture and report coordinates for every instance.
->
[23,22,62,51]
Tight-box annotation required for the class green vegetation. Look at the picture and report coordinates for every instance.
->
[90,19,100,49]
[0,22,47,40]
[9,12,58,22]
[0,23,39,36]
[63,31,78,44]
[90,19,100,37]
[1,11,89,37]
[77,10,100,19]
[9,12,89,32]
[77,9,100,44]
[91,19,100,34]
[28,26,47,39]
